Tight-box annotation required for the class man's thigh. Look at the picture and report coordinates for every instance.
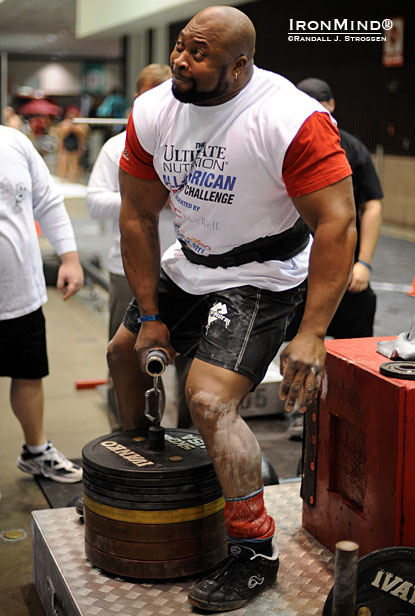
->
[122,271,306,388]
[109,273,133,341]
[196,282,306,387]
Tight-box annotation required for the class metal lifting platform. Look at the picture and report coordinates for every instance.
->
[32,483,334,616]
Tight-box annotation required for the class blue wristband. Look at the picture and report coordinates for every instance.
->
[137,314,161,324]
[357,259,373,272]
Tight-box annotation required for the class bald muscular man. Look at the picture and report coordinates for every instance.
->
[108,5,356,611]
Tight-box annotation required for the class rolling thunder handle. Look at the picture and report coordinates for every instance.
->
[145,350,168,377]
[144,350,168,450]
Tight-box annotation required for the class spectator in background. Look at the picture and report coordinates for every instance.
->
[297,77,383,335]
[97,86,129,139]
[56,106,89,183]
[29,114,50,139]
[97,86,129,119]
[3,106,23,131]
[86,64,173,430]
[0,125,84,483]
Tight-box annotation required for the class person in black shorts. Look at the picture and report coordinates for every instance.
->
[108,6,356,611]
[0,125,84,484]
[286,76,383,440]
[296,77,383,338]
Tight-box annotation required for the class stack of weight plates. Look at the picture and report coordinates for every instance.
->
[82,428,227,579]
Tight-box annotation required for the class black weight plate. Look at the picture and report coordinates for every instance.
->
[84,505,225,543]
[380,361,415,381]
[81,460,217,488]
[84,523,226,560]
[83,485,222,511]
[82,476,223,507]
[82,429,214,480]
[82,469,221,497]
[324,547,415,616]
[84,537,227,579]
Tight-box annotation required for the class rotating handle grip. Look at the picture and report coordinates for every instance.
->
[144,350,168,376]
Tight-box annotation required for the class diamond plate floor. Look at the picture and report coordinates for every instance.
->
[32,483,334,615]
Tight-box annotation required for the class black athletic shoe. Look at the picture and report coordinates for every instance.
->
[188,542,279,612]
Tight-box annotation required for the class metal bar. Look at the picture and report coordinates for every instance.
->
[80,259,110,292]
[73,117,128,125]
[332,540,359,616]
[1,51,8,124]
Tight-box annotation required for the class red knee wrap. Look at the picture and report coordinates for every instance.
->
[224,490,275,539]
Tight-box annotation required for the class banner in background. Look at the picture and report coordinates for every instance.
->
[81,62,106,94]
[383,17,404,67]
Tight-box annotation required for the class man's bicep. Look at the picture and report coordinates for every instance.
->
[119,167,169,216]
[292,176,355,232]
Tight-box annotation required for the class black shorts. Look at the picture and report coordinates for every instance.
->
[0,307,49,379]
[327,286,376,338]
[285,283,376,341]
[123,270,306,387]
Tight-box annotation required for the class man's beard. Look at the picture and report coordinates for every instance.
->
[171,65,230,104]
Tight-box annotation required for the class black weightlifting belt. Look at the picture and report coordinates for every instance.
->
[179,217,310,269]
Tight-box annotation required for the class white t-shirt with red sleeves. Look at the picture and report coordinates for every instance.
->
[120,66,351,294]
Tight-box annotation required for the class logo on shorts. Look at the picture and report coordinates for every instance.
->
[205,302,231,334]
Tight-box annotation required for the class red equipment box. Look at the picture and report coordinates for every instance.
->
[302,337,415,556]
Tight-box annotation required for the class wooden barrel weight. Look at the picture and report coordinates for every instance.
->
[82,429,227,579]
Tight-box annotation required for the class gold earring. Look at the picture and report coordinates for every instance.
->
[234,72,238,80]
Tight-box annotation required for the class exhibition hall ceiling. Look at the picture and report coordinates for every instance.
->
[0,0,122,58]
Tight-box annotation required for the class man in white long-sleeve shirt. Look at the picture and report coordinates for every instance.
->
[87,64,171,339]
[86,64,172,429]
[0,125,84,483]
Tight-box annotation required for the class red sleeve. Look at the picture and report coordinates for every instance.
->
[283,111,352,197]
[119,114,159,180]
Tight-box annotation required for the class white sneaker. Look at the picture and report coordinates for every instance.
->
[17,441,82,483]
